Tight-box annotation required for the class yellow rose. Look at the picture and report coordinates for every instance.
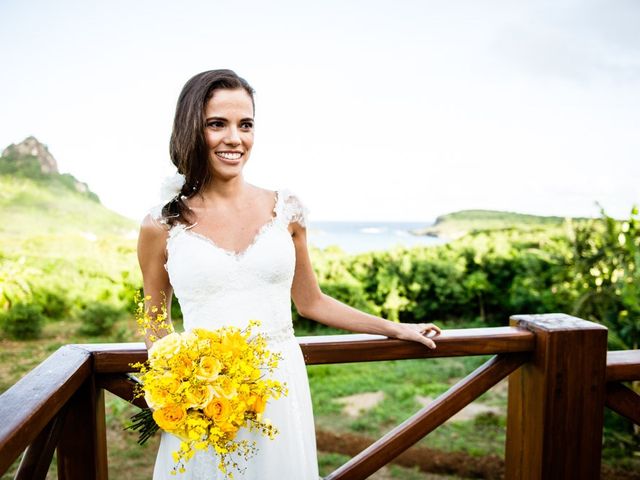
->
[196,356,222,381]
[184,383,215,409]
[172,354,194,378]
[249,395,268,414]
[149,332,182,362]
[213,376,237,399]
[203,396,231,422]
[222,424,239,439]
[144,373,181,409]
[160,372,181,391]
[182,330,199,343]
[145,385,168,410]
[153,404,187,431]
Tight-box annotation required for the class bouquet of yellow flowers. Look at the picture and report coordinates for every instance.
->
[130,296,287,477]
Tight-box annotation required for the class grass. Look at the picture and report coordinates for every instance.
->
[307,354,508,458]
[0,174,136,237]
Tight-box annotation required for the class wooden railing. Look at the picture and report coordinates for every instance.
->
[1,313,639,479]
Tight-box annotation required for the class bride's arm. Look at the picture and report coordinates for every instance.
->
[137,214,175,349]
[289,222,440,349]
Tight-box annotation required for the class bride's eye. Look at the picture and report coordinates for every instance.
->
[207,120,224,129]
[240,121,254,130]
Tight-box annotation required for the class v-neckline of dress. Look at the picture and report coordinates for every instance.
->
[183,190,281,261]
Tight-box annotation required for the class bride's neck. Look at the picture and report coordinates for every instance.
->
[198,178,253,206]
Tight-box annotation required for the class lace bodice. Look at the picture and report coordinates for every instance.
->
[162,189,309,336]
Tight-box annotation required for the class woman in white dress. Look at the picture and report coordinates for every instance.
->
[137,69,441,479]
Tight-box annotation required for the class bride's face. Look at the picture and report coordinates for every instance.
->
[203,88,254,180]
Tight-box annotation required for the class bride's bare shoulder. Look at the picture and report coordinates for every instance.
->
[139,213,170,246]
[250,184,277,199]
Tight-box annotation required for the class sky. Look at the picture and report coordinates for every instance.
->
[1,0,639,222]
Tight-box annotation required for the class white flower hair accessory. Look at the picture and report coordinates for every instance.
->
[159,172,186,204]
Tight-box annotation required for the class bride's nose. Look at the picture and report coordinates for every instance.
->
[223,127,241,146]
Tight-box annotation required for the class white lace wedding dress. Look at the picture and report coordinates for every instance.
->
[151,189,319,479]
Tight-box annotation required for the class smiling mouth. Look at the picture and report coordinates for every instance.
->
[216,151,243,162]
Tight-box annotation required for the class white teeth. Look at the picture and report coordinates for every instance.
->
[217,152,242,160]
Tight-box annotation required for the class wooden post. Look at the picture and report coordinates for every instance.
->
[57,375,108,480]
[505,314,607,479]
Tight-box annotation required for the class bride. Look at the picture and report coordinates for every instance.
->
[137,69,441,479]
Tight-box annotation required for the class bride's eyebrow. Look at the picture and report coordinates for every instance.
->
[205,116,254,122]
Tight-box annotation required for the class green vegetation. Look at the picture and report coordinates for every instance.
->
[0,303,45,339]
[0,152,141,340]
[570,208,640,349]
[414,208,586,239]
[306,209,640,346]
[76,302,126,336]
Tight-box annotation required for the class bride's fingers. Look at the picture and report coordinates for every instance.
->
[414,323,442,337]
[425,325,441,336]
[405,326,438,349]
[418,333,437,349]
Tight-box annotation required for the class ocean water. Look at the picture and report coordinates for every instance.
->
[307,221,445,254]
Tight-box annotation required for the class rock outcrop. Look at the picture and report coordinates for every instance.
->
[2,136,59,174]
[1,137,97,200]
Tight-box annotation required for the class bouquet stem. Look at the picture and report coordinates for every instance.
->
[125,407,159,445]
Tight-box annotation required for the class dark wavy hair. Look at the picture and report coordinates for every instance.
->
[161,69,255,226]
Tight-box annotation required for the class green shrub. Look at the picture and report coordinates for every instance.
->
[32,288,70,320]
[569,207,640,350]
[76,302,123,336]
[1,303,45,340]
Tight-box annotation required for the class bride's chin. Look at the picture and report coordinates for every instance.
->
[211,168,245,181]
[211,162,247,177]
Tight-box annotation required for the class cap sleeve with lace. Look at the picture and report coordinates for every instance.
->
[278,189,310,228]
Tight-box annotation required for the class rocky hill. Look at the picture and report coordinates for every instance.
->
[0,137,135,237]
[2,136,59,174]
[0,136,95,199]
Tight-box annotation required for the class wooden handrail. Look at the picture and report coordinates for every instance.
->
[97,374,147,409]
[604,350,640,427]
[300,327,535,364]
[79,326,536,373]
[0,345,91,475]
[606,350,640,382]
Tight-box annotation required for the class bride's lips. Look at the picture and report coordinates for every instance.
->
[215,152,243,165]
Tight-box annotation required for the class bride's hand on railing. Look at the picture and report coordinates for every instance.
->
[391,323,441,349]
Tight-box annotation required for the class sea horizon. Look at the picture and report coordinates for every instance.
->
[307,220,445,254]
